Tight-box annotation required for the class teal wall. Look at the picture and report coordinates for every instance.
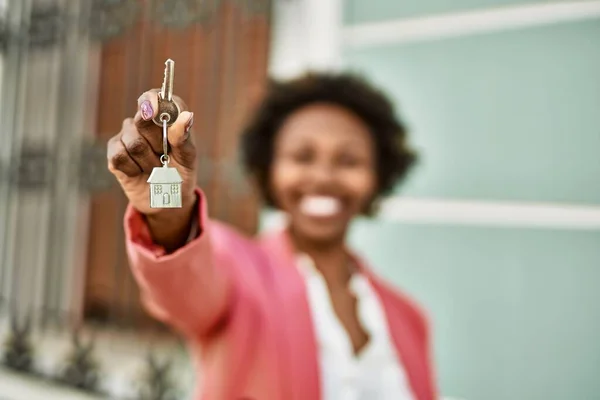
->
[348,221,600,399]
[340,3,600,400]
[344,0,565,23]
[344,20,600,204]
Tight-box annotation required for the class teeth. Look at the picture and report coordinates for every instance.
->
[299,196,342,217]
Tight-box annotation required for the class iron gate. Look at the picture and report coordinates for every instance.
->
[0,0,270,398]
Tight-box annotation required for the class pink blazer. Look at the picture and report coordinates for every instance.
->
[125,189,438,400]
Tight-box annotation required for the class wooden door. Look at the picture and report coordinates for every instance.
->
[83,0,271,331]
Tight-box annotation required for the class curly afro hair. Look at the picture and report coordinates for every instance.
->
[240,71,418,214]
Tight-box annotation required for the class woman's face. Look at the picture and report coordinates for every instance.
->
[270,103,377,245]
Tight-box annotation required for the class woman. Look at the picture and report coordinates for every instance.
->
[107,73,437,400]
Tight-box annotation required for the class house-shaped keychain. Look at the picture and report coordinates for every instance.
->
[147,165,183,208]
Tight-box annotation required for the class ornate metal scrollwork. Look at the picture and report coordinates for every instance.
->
[88,0,140,42]
[137,352,180,400]
[3,313,34,372]
[77,141,117,193]
[0,5,67,50]
[3,141,117,192]
[0,18,9,51]
[0,0,273,50]
[244,0,271,15]
[10,145,55,190]
[60,330,100,391]
[28,5,67,49]
[151,0,221,29]
[0,0,141,49]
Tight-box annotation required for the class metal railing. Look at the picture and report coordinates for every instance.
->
[0,0,270,398]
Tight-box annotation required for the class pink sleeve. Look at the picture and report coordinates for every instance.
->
[124,188,234,339]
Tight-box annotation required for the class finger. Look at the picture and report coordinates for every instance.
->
[133,111,163,154]
[167,111,196,169]
[168,110,194,147]
[172,94,189,112]
[136,88,160,123]
[136,89,188,111]
[136,89,188,124]
[134,89,162,152]
[120,118,162,173]
[107,133,142,177]
[134,90,189,154]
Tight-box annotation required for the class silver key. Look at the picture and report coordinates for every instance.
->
[147,59,183,209]
[152,59,180,127]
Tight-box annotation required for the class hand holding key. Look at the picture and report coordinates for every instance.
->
[107,60,197,249]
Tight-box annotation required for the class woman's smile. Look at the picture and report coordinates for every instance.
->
[298,194,344,218]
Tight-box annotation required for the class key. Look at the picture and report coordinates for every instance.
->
[152,59,180,126]
[147,59,183,208]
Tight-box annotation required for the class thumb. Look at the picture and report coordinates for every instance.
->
[168,111,196,169]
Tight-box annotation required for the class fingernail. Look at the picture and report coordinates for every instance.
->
[140,100,153,120]
[184,112,194,135]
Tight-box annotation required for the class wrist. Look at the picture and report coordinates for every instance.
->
[145,191,199,252]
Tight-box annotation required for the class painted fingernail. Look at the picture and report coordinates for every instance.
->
[184,112,194,135]
[140,100,153,120]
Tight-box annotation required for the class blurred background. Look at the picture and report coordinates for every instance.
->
[0,0,599,399]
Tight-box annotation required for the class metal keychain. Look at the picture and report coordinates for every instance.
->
[147,59,183,208]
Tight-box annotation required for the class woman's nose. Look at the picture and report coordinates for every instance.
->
[309,162,335,184]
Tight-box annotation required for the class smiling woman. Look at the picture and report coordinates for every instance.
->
[270,101,377,246]
[242,73,417,219]
[110,71,437,400]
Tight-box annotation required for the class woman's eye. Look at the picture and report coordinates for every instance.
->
[291,150,313,163]
[338,153,362,167]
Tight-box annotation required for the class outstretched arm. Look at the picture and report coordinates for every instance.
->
[125,188,236,339]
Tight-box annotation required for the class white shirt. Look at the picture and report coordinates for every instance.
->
[297,254,416,400]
